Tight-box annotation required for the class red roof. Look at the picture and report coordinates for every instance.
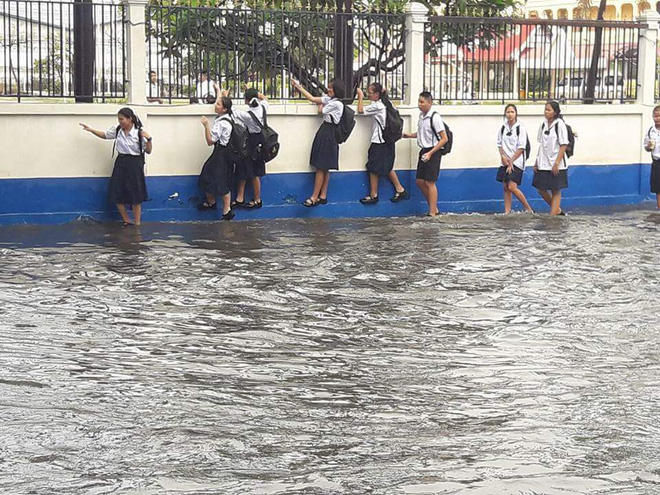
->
[460,25,535,61]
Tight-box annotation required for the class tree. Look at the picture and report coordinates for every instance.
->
[147,0,518,100]
[583,0,606,103]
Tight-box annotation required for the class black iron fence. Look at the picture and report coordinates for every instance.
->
[145,6,406,102]
[0,0,125,101]
[425,16,642,103]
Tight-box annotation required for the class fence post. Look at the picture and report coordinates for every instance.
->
[123,0,148,104]
[404,2,428,105]
[637,10,660,106]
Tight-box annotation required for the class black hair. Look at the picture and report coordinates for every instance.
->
[653,105,660,114]
[504,103,518,116]
[220,96,233,115]
[419,91,433,102]
[115,107,144,155]
[244,88,259,107]
[546,100,561,119]
[200,70,208,75]
[369,82,391,107]
[149,70,156,76]
[329,78,346,100]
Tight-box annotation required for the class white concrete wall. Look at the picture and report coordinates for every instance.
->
[0,102,652,180]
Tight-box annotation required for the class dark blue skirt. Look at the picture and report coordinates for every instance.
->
[532,169,568,191]
[496,166,524,185]
[108,154,148,205]
[366,142,396,177]
[310,121,339,171]
[198,144,234,197]
[652,159,660,193]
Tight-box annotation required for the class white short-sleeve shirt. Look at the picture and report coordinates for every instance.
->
[536,119,569,171]
[417,109,444,149]
[234,100,269,134]
[364,100,386,144]
[105,125,147,156]
[211,117,233,146]
[321,96,344,124]
[146,82,159,102]
[497,121,528,170]
[643,126,660,160]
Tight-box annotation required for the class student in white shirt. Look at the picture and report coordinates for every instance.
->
[643,104,660,210]
[197,88,236,220]
[356,83,409,205]
[79,108,152,226]
[146,71,162,104]
[291,77,346,207]
[532,100,569,215]
[195,71,216,104]
[402,91,448,217]
[232,87,270,209]
[496,103,533,214]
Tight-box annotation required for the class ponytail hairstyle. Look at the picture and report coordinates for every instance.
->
[220,96,233,116]
[244,88,260,108]
[547,100,562,120]
[116,107,144,155]
[369,82,392,107]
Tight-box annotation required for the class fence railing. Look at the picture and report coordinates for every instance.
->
[425,16,642,103]
[145,6,406,102]
[0,0,125,101]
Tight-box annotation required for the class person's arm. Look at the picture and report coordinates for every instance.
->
[139,130,153,154]
[291,78,323,104]
[402,131,417,139]
[644,129,654,151]
[552,122,569,175]
[422,130,448,162]
[496,128,509,167]
[200,116,215,146]
[421,114,448,161]
[258,92,267,101]
[356,88,365,114]
[79,123,108,140]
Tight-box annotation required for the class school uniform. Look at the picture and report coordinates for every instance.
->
[310,96,343,171]
[105,125,148,205]
[196,79,216,104]
[643,126,660,194]
[198,117,234,197]
[364,100,395,176]
[496,121,527,185]
[234,100,269,180]
[146,82,160,103]
[416,109,444,182]
[532,118,569,191]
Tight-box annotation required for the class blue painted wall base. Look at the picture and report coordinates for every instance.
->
[0,164,655,225]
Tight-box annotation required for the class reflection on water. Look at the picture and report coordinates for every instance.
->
[1,210,660,494]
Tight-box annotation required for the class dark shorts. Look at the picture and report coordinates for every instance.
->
[496,166,524,185]
[416,148,442,182]
[532,169,568,191]
[652,159,660,194]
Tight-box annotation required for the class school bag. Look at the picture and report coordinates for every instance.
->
[221,116,250,162]
[380,101,404,144]
[334,103,356,144]
[248,109,280,163]
[546,120,575,159]
[429,112,453,155]
[500,124,531,162]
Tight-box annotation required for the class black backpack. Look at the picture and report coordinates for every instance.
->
[334,103,356,144]
[500,124,531,162]
[548,120,575,159]
[380,101,404,144]
[221,116,250,162]
[429,112,453,155]
[248,109,280,163]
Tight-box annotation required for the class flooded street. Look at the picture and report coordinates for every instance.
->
[1,211,659,494]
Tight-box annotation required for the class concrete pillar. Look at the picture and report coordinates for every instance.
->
[124,0,148,104]
[404,2,428,105]
[637,10,660,106]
